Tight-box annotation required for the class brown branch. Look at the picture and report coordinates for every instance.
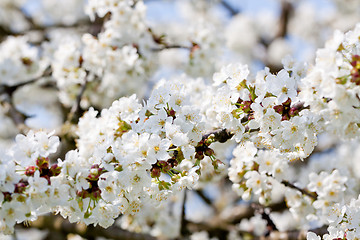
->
[195,189,218,213]
[220,0,240,16]
[0,67,52,96]
[180,190,188,237]
[281,180,317,200]
[276,0,293,39]
[229,201,287,225]
[251,203,278,235]
[66,78,88,124]
[1,96,29,133]
[188,217,328,240]
[16,215,157,240]
[262,0,293,74]
[0,67,52,133]
[151,44,191,51]
[202,129,234,143]
[147,27,191,52]
[266,226,328,240]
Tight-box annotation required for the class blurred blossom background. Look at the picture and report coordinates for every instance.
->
[0,0,360,239]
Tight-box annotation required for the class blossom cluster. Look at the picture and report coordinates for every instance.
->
[0,131,60,234]
[307,195,360,240]
[300,24,360,139]
[0,37,47,86]
[48,0,156,108]
[1,0,360,239]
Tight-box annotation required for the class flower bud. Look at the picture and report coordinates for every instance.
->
[92,188,101,200]
[168,158,178,167]
[50,164,62,177]
[289,107,299,117]
[195,151,204,160]
[212,159,224,170]
[14,182,28,193]
[273,105,284,115]
[242,101,252,113]
[25,166,37,176]
[77,190,89,199]
[281,115,290,121]
[151,166,161,178]
[3,192,12,202]
[204,148,214,157]
[283,98,291,106]
[36,157,49,169]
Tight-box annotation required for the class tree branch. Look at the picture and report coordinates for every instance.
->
[16,215,157,240]
[276,0,293,39]
[220,0,240,16]
[281,180,317,200]
[0,67,52,133]
[151,44,191,51]
[180,190,188,237]
[0,67,52,96]
[195,189,218,213]
[66,78,88,124]
[202,129,234,143]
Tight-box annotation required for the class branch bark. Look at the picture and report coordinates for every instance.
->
[220,0,240,16]
[16,215,157,240]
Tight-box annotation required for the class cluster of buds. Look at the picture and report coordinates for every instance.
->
[350,54,360,85]
[233,85,257,121]
[273,98,304,121]
[114,119,132,139]
[166,108,176,119]
[2,157,61,202]
[2,180,30,203]
[195,137,215,161]
[77,164,106,200]
[25,157,61,184]
[195,135,224,173]
[150,147,181,179]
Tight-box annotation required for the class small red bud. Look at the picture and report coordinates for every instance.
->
[204,148,215,157]
[25,166,37,176]
[50,164,62,176]
[14,182,27,193]
[281,115,290,121]
[77,190,89,198]
[92,188,101,200]
[195,151,204,160]
[151,166,161,178]
[273,105,284,114]
[242,101,252,113]
[283,98,291,106]
[36,157,49,169]
[3,192,12,202]
[289,107,299,117]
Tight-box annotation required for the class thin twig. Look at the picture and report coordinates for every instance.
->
[276,0,293,38]
[66,78,88,124]
[202,129,234,143]
[151,44,191,51]
[220,0,240,16]
[16,215,157,240]
[0,67,52,133]
[1,96,30,133]
[180,190,188,237]
[195,189,218,213]
[0,67,52,96]
[281,180,317,200]
[251,203,278,236]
